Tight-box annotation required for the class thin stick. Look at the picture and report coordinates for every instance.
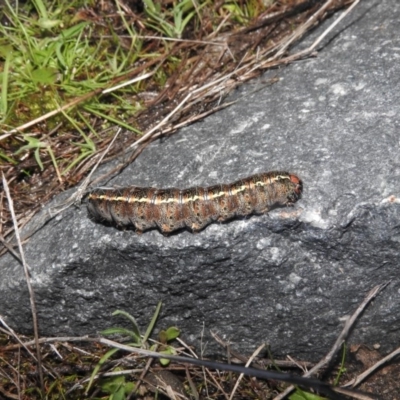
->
[0,233,22,262]
[66,369,145,395]
[1,72,153,139]
[131,350,156,399]
[102,72,155,94]
[105,35,224,46]
[185,367,199,400]
[229,343,265,400]
[0,386,19,400]
[2,331,376,399]
[272,0,360,65]
[2,335,95,351]
[128,92,192,149]
[1,174,44,391]
[98,338,348,400]
[273,282,389,400]
[59,127,122,206]
[343,345,400,388]
[0,317,40,367]
[0,90,101,139]
[274,0,335,58]
[211,330,314,369]
[307,0,361,53]
[332,386,381,400]
[176,336,230,400]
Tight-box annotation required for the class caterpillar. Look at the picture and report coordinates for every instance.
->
[86,171,302,234]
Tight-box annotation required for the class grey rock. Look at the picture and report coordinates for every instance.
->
[1,0,400,360]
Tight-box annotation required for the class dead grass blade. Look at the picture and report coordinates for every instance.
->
[228,343,265,400]
[1,174,44,391]
[128,92,193,150]
[211,330,314,369]
[343,345,400,389]
[1,73,155,139]
[98,338,348,400]
[273,282,390,400]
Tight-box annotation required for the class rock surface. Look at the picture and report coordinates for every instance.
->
[1,0,399,360]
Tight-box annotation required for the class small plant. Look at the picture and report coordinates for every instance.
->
[142,0,206,38]
[289,389,327,400]
[221,0,266,24]
[334,343,347,385]
[85,302,180,397]
[100,371,136,400]
[15,134,62,182]
[0,0,141,174]
[157,325,181,366]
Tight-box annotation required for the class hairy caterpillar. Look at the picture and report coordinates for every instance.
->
[86,171,302,234]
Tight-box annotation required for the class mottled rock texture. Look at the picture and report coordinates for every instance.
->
[1,0,399,360]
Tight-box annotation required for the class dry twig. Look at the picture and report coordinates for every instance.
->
[273,282,390,400]
[229,343,265,400]
[98,337,349,400]
[211,330,314,369]
[343,345,400,388]
[1,174,45,391]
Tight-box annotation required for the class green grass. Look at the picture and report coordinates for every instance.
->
[86,302,180,398]
[0,0,266,178]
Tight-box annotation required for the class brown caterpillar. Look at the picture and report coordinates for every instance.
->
[86,171,302,234]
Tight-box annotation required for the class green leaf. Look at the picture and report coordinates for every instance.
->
[60,22,88,39]
[0,44,13,59]
[111,310,141,340]
[15,135,46,153]
[142,0,159,13]
[158,346,176,367]
[101,375,125,394]
[34,148,44,170]
[37,17,62,29]
[31,0,49,19]
[289,388,327,400]
[0,51,11,118]
[142,301,162,344]
[112,386,127,400]
[165,326,180,341]
[159,357,170,367]
[85,347,119,394]
[83,106,142,135]
[124,382,135,394]
[101,374,135,400]
[158,330,168,344]
[0,151,17,164]
[30,67,58,84]
[159,326,180,344]
[15,135,49,171]
[101,327,141,344]
[334,343,347,385]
